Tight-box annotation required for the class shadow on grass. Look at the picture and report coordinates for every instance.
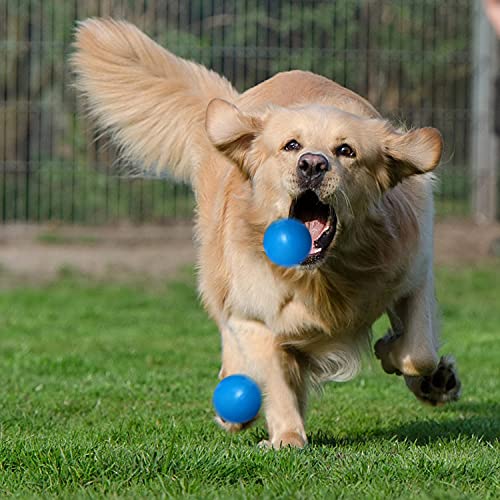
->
[310,401,500,447]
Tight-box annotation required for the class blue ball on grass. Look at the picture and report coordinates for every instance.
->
[263,218,312,267]
[213,374,262,424]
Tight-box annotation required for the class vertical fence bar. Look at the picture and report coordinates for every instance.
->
[1,0,7,221]
[471,1,499,223]
[12,0,19,221]
[24,0,31,221]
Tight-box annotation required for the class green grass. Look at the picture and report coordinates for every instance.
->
[0,264,499,498]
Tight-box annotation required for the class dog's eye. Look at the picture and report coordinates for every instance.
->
[335,144,356,158]
[283,139,302,152]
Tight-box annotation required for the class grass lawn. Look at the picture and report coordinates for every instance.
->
[0,264,499,498]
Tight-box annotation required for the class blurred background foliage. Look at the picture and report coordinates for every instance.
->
[0,0,472,223]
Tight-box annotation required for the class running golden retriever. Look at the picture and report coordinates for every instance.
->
[72,19,460,448]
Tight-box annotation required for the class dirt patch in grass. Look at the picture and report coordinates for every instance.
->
[0,219,498,287]
[434,219,500,265]
[0,222,196,287]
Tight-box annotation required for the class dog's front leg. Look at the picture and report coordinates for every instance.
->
[218,317,308,449]
[375,267,440,376]
[375,269,461,405]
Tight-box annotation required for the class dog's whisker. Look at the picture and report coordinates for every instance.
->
[338,188,354,218]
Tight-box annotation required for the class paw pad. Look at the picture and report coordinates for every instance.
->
[405,356,461,406]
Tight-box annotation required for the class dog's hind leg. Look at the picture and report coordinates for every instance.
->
[375,269,461,405]
[217,317,308,448]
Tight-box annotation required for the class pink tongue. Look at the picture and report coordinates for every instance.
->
[305,220,326,249]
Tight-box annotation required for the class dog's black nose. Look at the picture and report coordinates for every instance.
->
[297,153,330,186]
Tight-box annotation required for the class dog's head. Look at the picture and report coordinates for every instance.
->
[206,99,442,268]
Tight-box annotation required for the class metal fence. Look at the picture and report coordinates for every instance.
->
[0,0,479,224]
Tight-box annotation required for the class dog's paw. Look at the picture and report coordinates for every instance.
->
[214,415,257,433]
[374,329,402,375]
[259,431,307,450]
[404,356,461,406]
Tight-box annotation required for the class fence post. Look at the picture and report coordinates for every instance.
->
[471,2,499,223]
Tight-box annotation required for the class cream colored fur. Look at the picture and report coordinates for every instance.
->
[72,18,237,182]
[72,19,460,449]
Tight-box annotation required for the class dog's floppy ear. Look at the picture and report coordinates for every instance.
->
[205,98,263,173]
[379,127,443,189]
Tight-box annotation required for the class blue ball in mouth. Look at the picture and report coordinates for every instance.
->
[263,218,312,267]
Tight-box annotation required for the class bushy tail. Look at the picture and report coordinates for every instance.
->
[71,18,238,183]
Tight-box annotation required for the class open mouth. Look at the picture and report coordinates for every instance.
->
[289,190,337,266]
